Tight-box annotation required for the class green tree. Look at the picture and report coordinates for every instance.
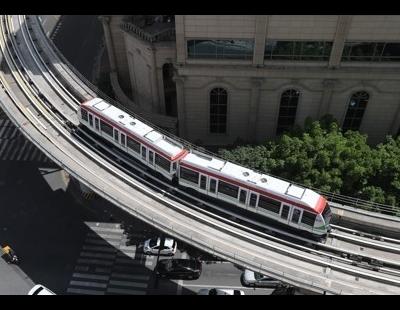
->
[219,115,400,211]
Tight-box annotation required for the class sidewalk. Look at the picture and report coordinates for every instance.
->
[0,257,34,295]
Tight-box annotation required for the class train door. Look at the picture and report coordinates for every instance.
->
[149,150,155,166]
[94,117,100,131]
[120,133,126,148]
[239,189,247,206]
[248,192,258,210]
[280,204,291,224]
[113,128,119,144]
[289,207,302,229]
[200,175,207,191]
[209,178,217,195]
[141,146,147,161]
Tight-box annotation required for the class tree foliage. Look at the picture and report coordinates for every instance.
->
[219,115,400,212]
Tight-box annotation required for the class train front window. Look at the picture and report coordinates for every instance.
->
[322,204,332,224]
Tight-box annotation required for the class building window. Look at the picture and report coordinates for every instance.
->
[187,39,254,60]
[210,88,228,134]
[342,42,400,62]
[276,89,300,135]
[265,40,332,61]
[342,91,369,132]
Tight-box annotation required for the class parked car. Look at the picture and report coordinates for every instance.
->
[155,259,202,279]
[28,284,56,295]
[240,269,281,288]
[197,288,245,295]
[271,284,297,295]
[143,237,177,256]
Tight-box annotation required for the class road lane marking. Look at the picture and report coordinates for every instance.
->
[72,273,110,281]
[106,287,146,295]
[109,280,147,288]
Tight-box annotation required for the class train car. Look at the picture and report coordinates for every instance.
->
[178,150,332,236]
[79,98,188,181]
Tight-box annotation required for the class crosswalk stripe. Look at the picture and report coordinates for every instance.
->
[69,280,107,289]
[115,257,153,266]
[0,122,11,138]
[119,245,138,252]
[74,265,90,272]
[87,226,123,234]
[77,258,114,266]
[87,232,122,240]
[0,140,9,158]
[72,273,110,281]
[9,126,19,139]
[110,273,150,281]
[106,287,146,295]
[2,139,16,160]
[108,280,147,289]
[15,140,29,161]
[117,251,139,259]
[79,251,115,260]
[2,124,14,139]
[23,143,35,161]
[28,146,40,161]
[8,139,22,160]
[82,245,117,253]
[84,238,119,246]
[95,267,112,274]
[67,288,105,295]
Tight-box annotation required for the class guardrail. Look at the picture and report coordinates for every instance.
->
[33,16,400,218]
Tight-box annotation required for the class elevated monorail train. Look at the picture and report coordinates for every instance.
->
[79,98,332,237]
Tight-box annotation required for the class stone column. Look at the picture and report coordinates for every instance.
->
[173,76,186,138]
[156,66,166,114]
[99,15,117,73]
[318,79,337,117]
[150,46,161,113]
[175,15,186,65]
[247,78,263,141]
[328,15,353,68]
[253,16,268,66]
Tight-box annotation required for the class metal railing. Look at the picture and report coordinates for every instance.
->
[33,16,400,218]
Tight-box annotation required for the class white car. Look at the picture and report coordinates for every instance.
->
[197,288,245,295]
[28,284,56,295]
[143,237,177,256]
[240,269,281,288]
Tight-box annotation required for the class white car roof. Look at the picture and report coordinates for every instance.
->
[181,151,322,211]
[28,285,55,295]
[83,98,185,159]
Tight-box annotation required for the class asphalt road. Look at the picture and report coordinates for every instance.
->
[52,15,103,81]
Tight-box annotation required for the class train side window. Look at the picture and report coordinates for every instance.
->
[291,208,301,224]
[120,133,126,146]
[209,179,217,193]
[200,175,207,190]
[249,193,257,207]
[281,205,290,220]
[81,109,88,121]
[114,129,119,143]
[239,189,247,204]
[141,146,147,160]
[149,151,154,165]
[301,211,316,227]
[95,118,99,131]
[89,114,93,127]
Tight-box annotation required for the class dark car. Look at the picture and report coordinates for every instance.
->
[271,284,296,295]
[155,259,202,280]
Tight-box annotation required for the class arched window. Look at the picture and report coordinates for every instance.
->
[210,88,227,134]
[342,91,369,132]
[276,89,300,135]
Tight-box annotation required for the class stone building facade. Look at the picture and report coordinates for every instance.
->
[101,15,400,146]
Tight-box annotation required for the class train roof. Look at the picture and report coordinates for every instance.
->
[82,98,185,160]
[181,151,325,213]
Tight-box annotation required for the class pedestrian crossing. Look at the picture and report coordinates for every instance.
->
[66,222,155,295]
[0,119,52,163]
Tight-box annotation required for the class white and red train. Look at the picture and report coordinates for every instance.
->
[79,98,332,237]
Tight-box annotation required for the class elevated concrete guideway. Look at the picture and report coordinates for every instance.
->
[0,15,400,294]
